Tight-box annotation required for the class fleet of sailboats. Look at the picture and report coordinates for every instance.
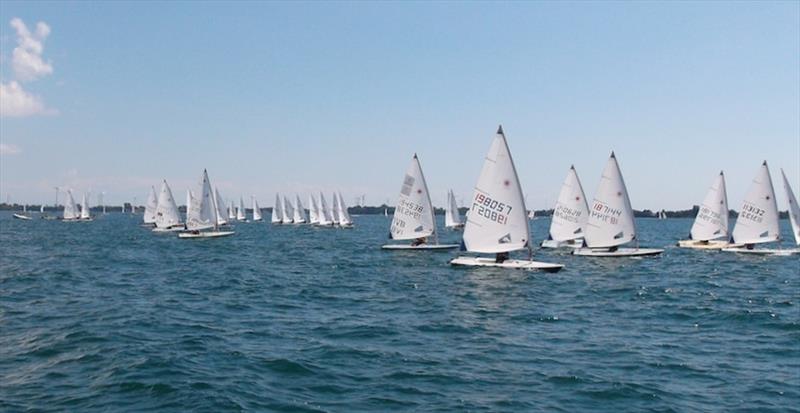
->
[178,170,235,238]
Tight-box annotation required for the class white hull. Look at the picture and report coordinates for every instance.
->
[12,214,32,220]
[178,231,235,239]
[572,247,663,257]
[721,247,800,256]
[677,240,739,250]
[382,243,459,250]
[541,239,583,249]
[153,226,186,233]
[450,256,564,272]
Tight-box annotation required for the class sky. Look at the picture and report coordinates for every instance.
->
[0,1,798,210]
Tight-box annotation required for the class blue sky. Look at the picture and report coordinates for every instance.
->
[1,1,798,210]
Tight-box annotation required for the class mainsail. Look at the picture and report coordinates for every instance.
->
[583,152,637,249]
[548,166,589,242]
[731,161,780,245]
[143,187,158,224]
[689,172,729,241]
[155,180,182,229]
[271,194,283,224]
[186,170,216,231]
[63,190,79,220]
[390,154,436,240]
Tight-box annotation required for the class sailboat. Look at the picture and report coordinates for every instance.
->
[293,195,307,224]
[62,190,80,221]
[317,192,334,226]
[236,197,247,222]
[227,200,235,221]
[542,165,589,249]
[722,161,796,255]
[143,186,158,226]
[12,204,32,220]
[337,191,353,228]
[383,154,458,250]
[252,196,263,221]
[659,210,667,219]
[308,194,320,224]
[153,180,185,232]
[384,207,388,217]
[450,126,564,271]
[444,189,464,230]
[331,193,341,225]
[780,168,800,253]
[271,193,284,224]
[573,152,663,257]
[282,195,294,224]
[214,188,229,227]
[677,171,733,249]
[80,193,93,221]
[178,170,235,238]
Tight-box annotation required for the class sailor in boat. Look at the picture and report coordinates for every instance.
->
[411,237,427,246]
[495,252,509,263]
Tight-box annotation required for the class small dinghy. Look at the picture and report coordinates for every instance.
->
[316,192,334,227]
[214,188,229,227]
[282,195,294,224]
[252,196,263,221]
[13,204,32,220]
[337,191,354,228]
[153,180,185,232]
[236,196,247,222]
[143,186,157,226]
[678,171,736,250]
[62,190,80,221]
[292,195,307,224]
[79,192,94,221]
[541,165,588,249]
[178,169,234,239]
[308,194,320,225]
[271,193,284,224]
[722,162,799,255]
[383,154,458,250]
[444,189,464,230]
[450,126,564,272]
[572,152,663,257]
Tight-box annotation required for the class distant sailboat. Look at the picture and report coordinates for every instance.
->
[153,180,185,232]
[213,188,228,227]
[450,126,564,271]
[236,197,247,221]
[331,192,341,225]
[143,186,158,226]
[383,154,457,250]
[572,152,663,257]
[317,192,334,226]
[384,207,388,217]
[80,192,93,221]
[308,194,320,224]
[722,162,796,255]
[678,171,733,249]
[293,195,307,224]
[271,193,283,224]
[337,191,353,228]
[542,165,589,249]
[252,196,263,221]
[63,190,80,221]
[282,195,294,224]
[178,170,235,238]
[444,189,464,230]
[13,203,32,220]
[780,168,800,252]
[227,200,236,221]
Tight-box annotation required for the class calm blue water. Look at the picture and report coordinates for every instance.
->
[1,212,798,412]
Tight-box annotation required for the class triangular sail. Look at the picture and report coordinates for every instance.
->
[731,162,780,245]
[271,194,283,224]
[462,126,531,253]
[80,193,91,219]
[338,191,352,225]
[318,192,332,225]
[390,154,435,240]
[282,196,294,224]
[155,180,182,229]
[143,187,158,224]
[308,194,320,224]
[444,190,462,228]
[781,169,800,246]
[186,170,216,231]
[185,190,191,218]
[331,192,341,224]
[252,197,262,221]
[215,188,228,226]
[549,166,589,242]
[63,190,79,219]
[237,197,246,221]
[689,172,729,241]
[583,152,637,249]
[293,195,307,223]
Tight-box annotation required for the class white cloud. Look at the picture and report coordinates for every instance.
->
[0,80,53,117]
[10,18,53,82]
[0,143,22,155]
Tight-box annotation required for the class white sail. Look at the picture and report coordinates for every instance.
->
[548,166,589,242]
[390,154,436,240]
[331,192,341,224]
[215,188,228,226]
[237,197,246,221]
[63,190,79,220]
[293,195,307,223]
[318,192,333,225]
[308,194,320,224]
[185,190,191,218]
[143,186,158,224]
[80,192,91,219]
[155,180,182,229]
[40,204,44,213]
[186,170,216,231]
[689,171,729,241]
[731,162,780,245]
[227,201,235,220]
[271,194,283,223]
[444,190,463,228]
[282,196,294,224]
[338,191,352,225]
[781,169,800,246]
[462,126,531,253]
[252,197,262,221]
[583,152,637,249]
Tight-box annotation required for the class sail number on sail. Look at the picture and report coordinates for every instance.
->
[391,199,424,233]
[739,202,765,223]
[554,205,583,223]
[472,193,512,224]
[590,202,622,224]
[697,206,724,226]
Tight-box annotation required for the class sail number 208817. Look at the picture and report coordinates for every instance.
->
[472,193,511,224]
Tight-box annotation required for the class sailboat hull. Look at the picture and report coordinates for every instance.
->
[12,214,32,220]
[541,239,583,249]
[153,226,186,233]
[449,256,564,272]
[178,231,235,239]
[572,247,663,257]
[677,240,739,250]
[721,247,800,256]
[382,244,459,250]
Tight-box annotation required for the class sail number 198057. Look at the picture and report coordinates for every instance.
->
[472,193,512,224]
